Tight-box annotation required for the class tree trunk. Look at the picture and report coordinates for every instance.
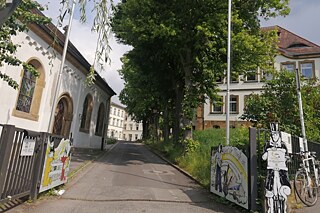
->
[142,119,148,140]
[180,49,193,141]
[163,104,170,143]
[173,83,183,144]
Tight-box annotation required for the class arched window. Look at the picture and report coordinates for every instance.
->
[95,103,105,136]
[52,94,73,138]
[13,59,45,121]
[80,94,93,133]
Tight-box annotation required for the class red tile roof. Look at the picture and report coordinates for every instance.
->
[262,26,320,58]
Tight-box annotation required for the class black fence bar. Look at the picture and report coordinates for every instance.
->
[249,127,258,211]
[0,125,16,200]
[0,124,73,205]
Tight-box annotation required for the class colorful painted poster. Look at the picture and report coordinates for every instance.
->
[39,138,72,193]
[210,145,248,209]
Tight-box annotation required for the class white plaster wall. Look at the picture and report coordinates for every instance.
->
[0,28,113,149]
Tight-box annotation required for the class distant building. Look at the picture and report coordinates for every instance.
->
[123,113,143,141]
[197,25,320,129]
[107,102,126,140]
[107,102,143,141]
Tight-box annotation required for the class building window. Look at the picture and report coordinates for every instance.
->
[210,96,223,114]
[263,72,273,81]
[16,67,36,113]
[129,134,132,141]
[113,108,116,115]
[281,62,295,72]
[129,124,133,130]
[229,95,239,114]
[124,124,127,130]
[52,94,73,138]
[117,109,120,116]
[95,103,105,136]
[13,59,45,121]
[136,124,139,130]
[300,61,314,79]
[135,134,138,140]
[246,70,257,82]
[80,94,93,132]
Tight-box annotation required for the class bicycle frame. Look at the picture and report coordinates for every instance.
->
[301,153,319,187]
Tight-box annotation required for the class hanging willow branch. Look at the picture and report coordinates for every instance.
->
[57,0,113,85]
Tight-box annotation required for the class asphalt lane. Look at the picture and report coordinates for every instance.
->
[8,141,239,213]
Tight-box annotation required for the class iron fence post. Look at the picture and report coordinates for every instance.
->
[30,132,48,200]
[0,125,16,198]
[249,127,257,211]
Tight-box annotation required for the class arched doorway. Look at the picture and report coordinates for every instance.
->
[52,94,73,138]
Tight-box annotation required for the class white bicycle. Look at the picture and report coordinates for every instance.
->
[294,151,320,206]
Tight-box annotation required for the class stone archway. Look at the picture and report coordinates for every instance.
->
[52,94,73,138]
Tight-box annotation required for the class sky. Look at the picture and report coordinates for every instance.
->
[35,0,320,106]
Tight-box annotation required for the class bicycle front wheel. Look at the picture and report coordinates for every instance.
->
[294,169,318,206]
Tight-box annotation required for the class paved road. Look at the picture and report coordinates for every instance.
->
[8,142,238,213]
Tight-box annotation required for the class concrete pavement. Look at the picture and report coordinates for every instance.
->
[7,141,239,213]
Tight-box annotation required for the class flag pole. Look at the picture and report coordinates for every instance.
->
[47,1,76,133]
[226,0,232,145]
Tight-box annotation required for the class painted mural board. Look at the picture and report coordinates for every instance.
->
[39,138,72,193]
[210,146,248,209]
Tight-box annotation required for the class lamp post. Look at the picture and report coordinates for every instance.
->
[226,0,232,145]
[295,68,308,155]
[0,0,22,26]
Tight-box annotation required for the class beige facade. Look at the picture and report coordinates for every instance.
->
[198,26,320,129]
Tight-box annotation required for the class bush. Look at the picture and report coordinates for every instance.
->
[106,138,117,144]
[149,127,249,188]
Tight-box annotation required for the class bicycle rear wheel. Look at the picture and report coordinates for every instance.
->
[294,169,318,206]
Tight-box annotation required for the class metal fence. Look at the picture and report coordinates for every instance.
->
[0,124,69,208]
[252,127,320,212]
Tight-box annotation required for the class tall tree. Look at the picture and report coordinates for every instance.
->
[241,71,320,142]
[112,0,290,143]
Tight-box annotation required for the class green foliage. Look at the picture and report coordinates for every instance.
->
[241,70,320,142]
[150,128,249,187]
[58,0,113,71]
[0,0,50,89]
[106,137,117,144]
[112,0,289,142]
[179,138,200,154]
